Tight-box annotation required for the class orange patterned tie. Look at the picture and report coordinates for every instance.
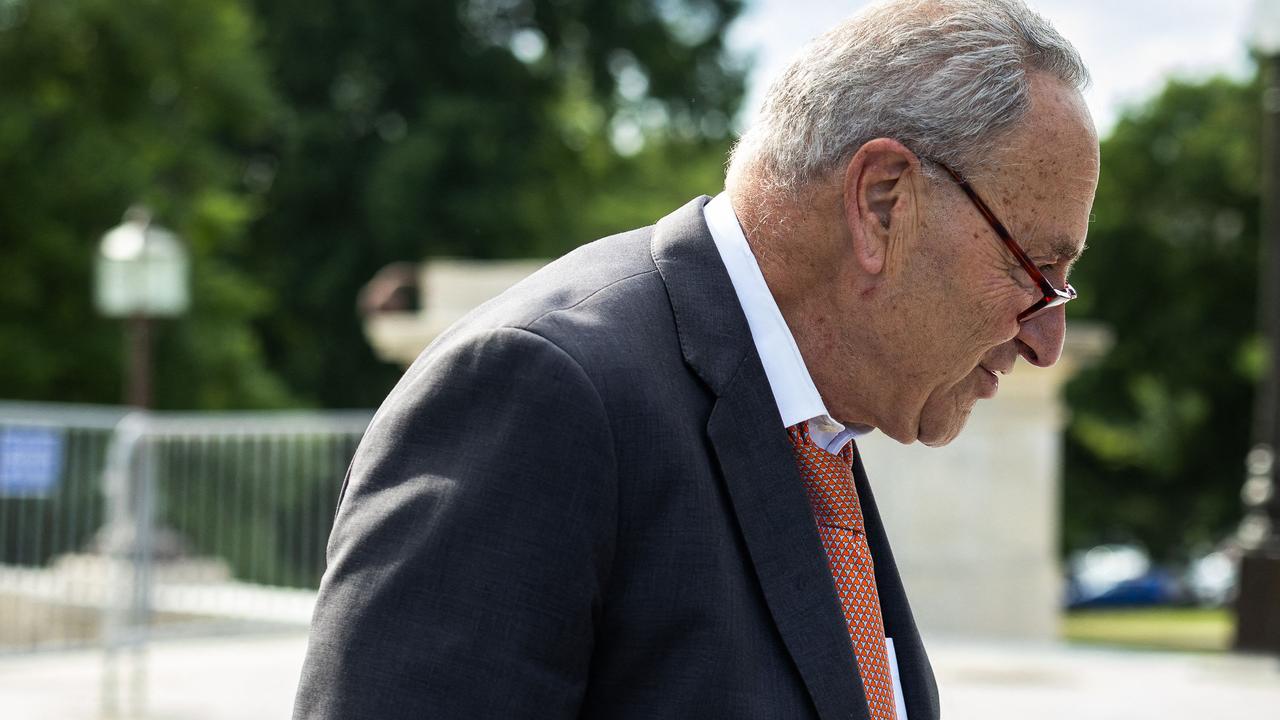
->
[787,422,897,720]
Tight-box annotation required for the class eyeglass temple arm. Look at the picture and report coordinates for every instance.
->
[940,165,1059,298]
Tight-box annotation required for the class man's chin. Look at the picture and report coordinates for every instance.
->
[879,419,962,447]
[916,408,976,447]
[918,430,960,448]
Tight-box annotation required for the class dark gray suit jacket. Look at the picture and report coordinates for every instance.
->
[294,197,940,719]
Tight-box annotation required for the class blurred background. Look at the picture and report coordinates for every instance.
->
[1,0,1279,718]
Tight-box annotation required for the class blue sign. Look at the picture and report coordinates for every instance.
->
[0,427,64,498]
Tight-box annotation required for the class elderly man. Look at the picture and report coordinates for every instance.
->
[293,1,1100,718]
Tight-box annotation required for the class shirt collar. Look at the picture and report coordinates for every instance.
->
[703,192,868,455]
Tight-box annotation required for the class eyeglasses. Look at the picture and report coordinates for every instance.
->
[934,161,1077,322]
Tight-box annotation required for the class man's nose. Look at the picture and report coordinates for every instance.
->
[1015,305,1067,368]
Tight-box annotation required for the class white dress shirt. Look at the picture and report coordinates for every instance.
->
[703,192,909,720]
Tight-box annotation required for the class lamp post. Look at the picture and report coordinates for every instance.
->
[92,206,189,718]
[1238,0,1280,654]
[93,206,190,408]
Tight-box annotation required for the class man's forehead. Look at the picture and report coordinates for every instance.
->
[996,74,1100,206]
[997,155,1098,262]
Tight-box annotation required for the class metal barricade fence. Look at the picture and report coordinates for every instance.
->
[0,402,126,652]
[0,401,372,717]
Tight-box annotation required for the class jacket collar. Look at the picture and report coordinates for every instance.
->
[649,196,750,396]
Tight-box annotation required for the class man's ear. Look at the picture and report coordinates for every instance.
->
[842,139,920,276]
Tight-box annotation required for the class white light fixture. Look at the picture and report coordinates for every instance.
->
[94,206,190,318]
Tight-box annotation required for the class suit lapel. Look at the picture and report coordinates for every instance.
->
[652,198,868,720]
[708,376,871,720]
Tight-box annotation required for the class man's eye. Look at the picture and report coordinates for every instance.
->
[1010,267,1037,290]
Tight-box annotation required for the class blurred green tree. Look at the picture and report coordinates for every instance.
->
[1063,74,1262,560]
[245,0,746,406]
[0,0,295,408]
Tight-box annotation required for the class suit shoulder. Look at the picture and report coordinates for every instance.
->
[513,224,663,324]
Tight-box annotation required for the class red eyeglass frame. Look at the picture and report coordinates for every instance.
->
[934,161,1077,322]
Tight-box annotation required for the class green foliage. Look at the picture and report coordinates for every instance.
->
[0,0,294,409]
[1063,74,1262,559]
[1,0,743,409]
[244,0,746,406]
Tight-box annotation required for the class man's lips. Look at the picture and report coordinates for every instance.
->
[976,365,1001,398]
[981,362,1014,376]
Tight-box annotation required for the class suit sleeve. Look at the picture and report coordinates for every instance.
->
[293,326,618,719]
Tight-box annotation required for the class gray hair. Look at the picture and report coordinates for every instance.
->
[727,0,1089,194]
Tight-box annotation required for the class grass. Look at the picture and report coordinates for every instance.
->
[1062,607,1234,653]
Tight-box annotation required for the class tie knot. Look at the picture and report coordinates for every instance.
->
[786,423,864,532]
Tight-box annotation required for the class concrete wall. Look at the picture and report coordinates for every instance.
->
[363,259,547,365]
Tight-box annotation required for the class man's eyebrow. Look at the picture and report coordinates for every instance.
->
[1045,237,1086,263]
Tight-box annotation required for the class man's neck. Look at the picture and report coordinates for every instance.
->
[728,184,891,434]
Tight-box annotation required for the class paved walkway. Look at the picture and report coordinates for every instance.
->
[1,633,1277,719]
[931,640,1279,719]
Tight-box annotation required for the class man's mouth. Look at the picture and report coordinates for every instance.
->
[976,365,1000,398]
